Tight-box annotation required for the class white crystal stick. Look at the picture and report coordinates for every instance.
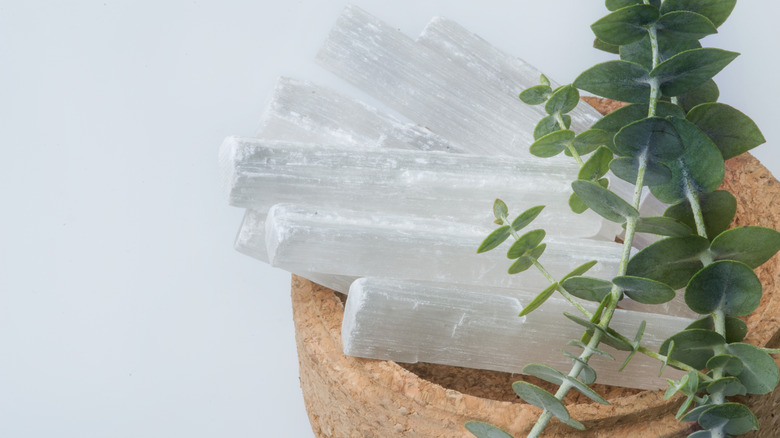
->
[264,203,621,291]
[257,77,463,153]
[220,136,614,238]
[316,5,582,160]
[343,277,693,390]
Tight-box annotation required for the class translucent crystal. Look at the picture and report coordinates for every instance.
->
[221,137,615,238]
[343,277,693,390]
[264,203,622,290]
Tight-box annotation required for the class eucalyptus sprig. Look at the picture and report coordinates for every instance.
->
[467,1,780,437]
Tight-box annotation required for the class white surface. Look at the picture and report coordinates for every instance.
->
[1,2,778,437]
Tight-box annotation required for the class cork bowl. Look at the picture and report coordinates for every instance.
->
[291,99,780,437]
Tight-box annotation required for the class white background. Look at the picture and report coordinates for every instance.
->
[1,1,778,437]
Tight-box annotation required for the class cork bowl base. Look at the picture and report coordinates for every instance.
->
[291,98,780,437]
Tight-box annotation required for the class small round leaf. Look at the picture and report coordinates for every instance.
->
[507,229,546,259]
[465,421,515,438]
[698,403,758,435]
[572,180,639,223]
[561,276,613,302]
[686,315,747,343]
[659,329,726,369]
[707,377,747,397]
[512,382,583,429]
[614,117,684,161]
[710,226,780,268]
[529,130,575,158]
[545,85,579,115]
[612,275,676,304]
[591,5,660,46]
[726,343,780,395]
[706,354,744,376]
[626,235,709,289]
[610,157,672,187]
[519,84,553,105]
[684,260,762,316]
[574,60,651,103]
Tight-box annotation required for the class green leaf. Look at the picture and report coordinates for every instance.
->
[574,60,650,103]
[698,403,758,435]
[562,351,598,384]
[594,38,620,54]
[508,256,535,275]
[568,192,589,214]
[571,130,611,157]
[707,355,744,376]
[626,235,709,289]
[519,84,553,105]
[613,116,684,160]
[539,74,550,86]
[632,216,693,237]
[687,102,766,159]
[572,180,639,223]
[493,199,508,221]
[656,11,717,41]
[561,276,613,302]
[650,48,739,97]
[529,130,575,158]
[681,406,712,424]
[529,243,546,260]
[507,229,546,259]
[663,190,736,241]
[477,226,511,254]
[612,275,676,304]
[519,282,558,317]
[464,421,515,438]
[707,377,747,397]
[563,261,599,281]
[710,226,780,268]
[523,363,567,385]
[545,85,579,115]
[726,343,780,395]
[564,313,633,351]
[578,146,613,181]
[686,315,747,343]
[685,260,762,316]
[534,115,571,140]
[619,320,646,371]
[591,102,685,149]
[591,5,659,46]
[510,205,545,232]
[676,79,719,113]
[660,0,736,28]
[650,117,725,204]
[512,382,584,430]
[610,157,672,186]
[659,329,726,369]
[620,33,701,71]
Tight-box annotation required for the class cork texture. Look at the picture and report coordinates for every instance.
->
[291,97,780,437]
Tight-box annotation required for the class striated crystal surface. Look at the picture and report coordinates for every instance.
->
[264,203,622,290]
[343,277,693,390]
[220,137,615,238]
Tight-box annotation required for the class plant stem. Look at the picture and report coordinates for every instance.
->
[555,112,584,166]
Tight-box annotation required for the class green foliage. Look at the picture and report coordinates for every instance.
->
[465,422,515,438]
[684,261,762,316]
[591,5,659,46]
[572,180,639,223]
[512,382,585,430]
[687,315,747,343]
[626,235,709,289]
[650,48,739,97]
[612,275,675,304]
[664,190,736,240]
[660,0,736,28]
[574,60,650,103]
[660,329,726,369]
[631,216,693,237]
[710,226,780,268]
[687,103,766,159]
[698,403,758,435]
[518,282,558,317]
[561,276,613,302]
[529,130,575,157]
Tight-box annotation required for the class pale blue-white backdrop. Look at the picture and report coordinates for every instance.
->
[1,1,778,437]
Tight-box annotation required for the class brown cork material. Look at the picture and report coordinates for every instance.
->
[291,98,780,437]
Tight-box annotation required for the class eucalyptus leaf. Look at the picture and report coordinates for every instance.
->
[574,60,650,103]
[464,421,515,438]
[676,79,719,113]
[562,351,598,384]
[564,313,633,351]
[511,205,545,232]
[681,405,711,424]
[707,355,744,376]
[663,190,736,241]
[660,0,737,28]
[477,226,511,254]
[591,102,685,149]
[610,157,672,186]
[593,38,620,54]
[519,282,558,317]
[626,235,709,289]
[659,329,726,369]
[620,33,701,71]
[632,216,693,237]
[687,102,766,159]
[507,229,546,259]
[578,146,613,181]
[561,276,613,302]
[591,5,660,46]
[650,117,725,204]
[685,260,762,316]
[612,275,676,304]
[568,192,589,214]
[508,256,535,275]
[619,320,646,371]
[545,85,579,115]
[562,260,599,281]
[698,403,758,435]
[529,129,575,157]
[650,48,739,97]
[523,363,566,385]
[605,0,648,11]
[519,84,553,105]
[512,382,584,429]
[707,377,747,397]
[686,315,747,344]
[534,114,571,139]
[571,130,611,157]
[613,116,684,160]
[493,199,508,221]
[565,375,609,404]
[656,11,717,41]
[710,226,780,268]
[572,180,638,223]
[726,343,780,395]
